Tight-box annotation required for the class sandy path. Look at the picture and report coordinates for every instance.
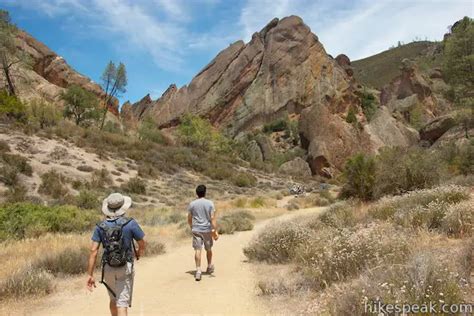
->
[33,207,325,316]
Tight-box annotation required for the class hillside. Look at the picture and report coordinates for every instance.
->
[352,41,443,89]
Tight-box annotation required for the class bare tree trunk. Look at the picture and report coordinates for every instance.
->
[4,66,15,96]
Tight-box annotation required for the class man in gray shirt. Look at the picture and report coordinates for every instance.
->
[187,184,218,281]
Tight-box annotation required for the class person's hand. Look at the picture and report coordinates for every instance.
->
[212,229,219,241]
[87,275,96,292]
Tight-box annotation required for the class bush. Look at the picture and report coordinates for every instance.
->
[263,119,288,133]
[296,223,410,289]
[360,90,377,121]
[0,267,53,299]
[0,91,27,123]
[177,114,232,153]
[28,99,61,129]
[244,222,311,263]
[0,153,33,185]
[77,165,95,173]
[346,106,357,124]
[0,140,9,152]
[340,153,376,201]
[218,210,255,234]
[250,196,265,208]
[231,172,257,187]
[319,202,357,228]
[90,168,112,189]
[0,203,99,240]
[38,170,69,199]
[121,176,146,194]
[441,200,473,237]
[373,147,444,198]
[144,239,166,256]
[138,116,165,144]
[35,247,89,276]
[75,190,100,210]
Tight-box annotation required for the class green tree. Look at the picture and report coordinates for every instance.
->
[0,90,26,122]
[62,85,100,126]
[340,153,376,201]
[100,61,127,130]
[443,17,473,111]
[0,10,29,96]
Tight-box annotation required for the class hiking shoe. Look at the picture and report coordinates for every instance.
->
[195,270,202,281]
[206,265,215,274]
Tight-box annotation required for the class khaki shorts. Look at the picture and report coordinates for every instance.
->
[192,231,213,250]
[103,262,134,308]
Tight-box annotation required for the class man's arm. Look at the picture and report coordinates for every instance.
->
[188,212,192,228]
[136,239,146,258]
[211,210,219,240]
[86,241,100,291]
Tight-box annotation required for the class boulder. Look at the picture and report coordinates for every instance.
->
[255,135,274,161]
[279,157,312,178]
[420,115,456,144]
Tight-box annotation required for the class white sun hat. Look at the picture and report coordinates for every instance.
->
[102,193,132,217]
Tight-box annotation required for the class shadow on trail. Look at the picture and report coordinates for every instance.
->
[185,270,216,278]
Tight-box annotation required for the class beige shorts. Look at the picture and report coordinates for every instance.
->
[192,231,213,250]
[103,262,134,308]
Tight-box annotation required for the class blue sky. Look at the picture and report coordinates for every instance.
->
[1,0,472,104]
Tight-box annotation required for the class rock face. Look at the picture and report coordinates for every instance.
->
[380,59,450,124]
[279,157,312,178]
[1,30,118,114]
[126,16,351,136]
[420,114,456,144]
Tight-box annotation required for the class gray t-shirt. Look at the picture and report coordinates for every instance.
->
[188,198,215,233]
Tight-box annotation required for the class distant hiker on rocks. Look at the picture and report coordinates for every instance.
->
[86,193,146,316]
[188,184,218,281]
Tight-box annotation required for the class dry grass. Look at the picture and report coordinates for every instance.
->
[247,185,474,313]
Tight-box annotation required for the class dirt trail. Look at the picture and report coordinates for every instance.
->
[33,206,325,316]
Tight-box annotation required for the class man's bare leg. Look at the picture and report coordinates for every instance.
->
[117,307,128,316]
[110,300,118,316]
[206,250,212,267]
[195,249,202,270]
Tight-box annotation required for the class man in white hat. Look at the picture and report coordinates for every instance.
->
[86,193,145,316]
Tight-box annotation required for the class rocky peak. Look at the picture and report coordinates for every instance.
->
[8,30,118,115]
[125,15,349,136]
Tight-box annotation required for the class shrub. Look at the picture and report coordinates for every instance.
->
[319,202,357,228]
[250,196,265,208]
[244,222,311,263]
[0,91,27,123]
[177,114,231,152]
[218,210,255,234]
[77,165,95,173]
[373,147,444,198]
[90,168,112,189]
[360,90,377,121]
[121,176,146,194]
[0,140,9,152]
[0,267,53,299]
[138,116,165,144]
[38,170,69,199]
[346,106,357,124]
[28,99,61,129]
[231,172,257,187]
[75,190,100,210]
[441,200,473,237]
[296,223,411,289]
[5,184,28,203]
[144,239,166,256]
[340,153,376,201]
[331,250,470,315]
[0,153,33,179]
[263,119,288,133]
[0,203,99,240]
[35,247,89,276]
